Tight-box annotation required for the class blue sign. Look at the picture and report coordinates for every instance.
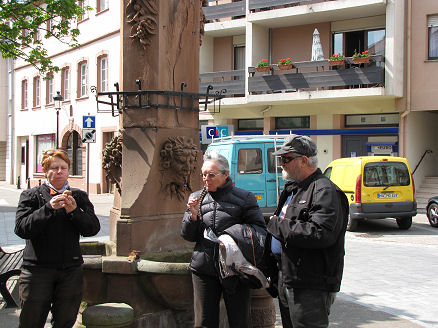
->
[206,126,229,139]
[83,115,95,129]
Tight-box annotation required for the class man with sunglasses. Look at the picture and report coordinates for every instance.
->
[265,134,348,328]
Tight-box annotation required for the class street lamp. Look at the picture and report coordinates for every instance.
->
[53,91,63,149]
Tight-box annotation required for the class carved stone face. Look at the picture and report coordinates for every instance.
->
[160,136,198,200]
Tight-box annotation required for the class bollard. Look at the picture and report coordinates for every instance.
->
[27,177,31,189]
[38,179,41,186]
[17,176,21,189]
[81,303,134,328]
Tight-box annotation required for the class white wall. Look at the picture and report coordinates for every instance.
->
[405,111,438,187]
[316,114,334,170]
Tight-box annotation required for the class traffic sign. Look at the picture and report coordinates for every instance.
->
[82,129,96,143]
[83,115,95,129]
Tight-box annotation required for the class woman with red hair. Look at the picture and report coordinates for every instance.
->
[15,149,100,328]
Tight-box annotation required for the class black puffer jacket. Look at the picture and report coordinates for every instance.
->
[15,184,100,269]
[266,169,348,292]
[181,178,266,277]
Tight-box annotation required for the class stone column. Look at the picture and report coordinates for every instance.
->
[115,0,204,256]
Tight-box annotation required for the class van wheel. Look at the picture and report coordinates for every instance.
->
[396,216,412,230]
[347,214,358,232]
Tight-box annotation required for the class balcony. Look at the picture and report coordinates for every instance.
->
[200,55,384,98]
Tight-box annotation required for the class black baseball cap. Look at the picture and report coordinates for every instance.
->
[273,134,317,157]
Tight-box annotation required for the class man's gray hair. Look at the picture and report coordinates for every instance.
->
[203,151,229,173]
[308,155,318,168]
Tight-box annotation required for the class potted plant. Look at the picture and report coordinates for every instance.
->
[329,53,345,66]
[256,59,271,72]
[277,57,293,70]
[352,50,370,64]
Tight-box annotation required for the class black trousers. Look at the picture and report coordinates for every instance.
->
[278,270,336,328]
[192,272,250,328]
[18,265,83,328]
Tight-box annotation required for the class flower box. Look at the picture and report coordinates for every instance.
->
[278,64,293,70]
[256,66,271,72]
[329,59,345,66]
[353,57,370,64]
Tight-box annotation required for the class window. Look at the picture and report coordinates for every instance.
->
[66,131,83,176]
[275,116,310,129]
[35,134,56,173]
[46,76,54,105]
[364,162,410,187]
[61,67,70,100]
[78,61,88,97]
[21,80,28,110]
[78,0,89,21]
[234,45,245,80]
[267,148,282,174]
[98,56,108,92]
[238,148,263,174]
[97,0,108,12]
[238,119,263,131]
[428,15,438,60]
[332,28,385,57]
[33,76,40,107]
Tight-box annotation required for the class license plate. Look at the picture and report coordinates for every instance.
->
[255,194,262,200]
[377,193,398,199]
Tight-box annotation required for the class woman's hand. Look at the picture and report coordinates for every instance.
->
[187,196,201,221]
[50,194,77,214]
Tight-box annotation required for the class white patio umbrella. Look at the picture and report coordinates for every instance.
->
[311,28,324,61]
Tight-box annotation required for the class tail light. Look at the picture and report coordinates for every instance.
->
[355,174,362,203]
[411,174,416,203]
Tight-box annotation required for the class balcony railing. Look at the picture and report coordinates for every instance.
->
[200,69,246,96]
[203,0,246,22]
[200,55,384,97]
[202,0,336,21]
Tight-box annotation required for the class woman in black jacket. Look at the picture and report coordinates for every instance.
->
[181,152,266,328]
[15,149,100,328]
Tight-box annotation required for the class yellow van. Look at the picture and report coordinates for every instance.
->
[323,156,417,231]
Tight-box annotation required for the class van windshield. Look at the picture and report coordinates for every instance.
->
[363,162,410,187]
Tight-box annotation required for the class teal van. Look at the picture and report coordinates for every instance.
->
[206,135,286,217]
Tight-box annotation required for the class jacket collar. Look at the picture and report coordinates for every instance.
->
[210,177,233,196]
[285,168,322,192]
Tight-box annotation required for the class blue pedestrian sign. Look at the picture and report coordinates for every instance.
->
[83,115,95,129]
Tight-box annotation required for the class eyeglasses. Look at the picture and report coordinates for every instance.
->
[280,155,302,164]
[201,172,222,179]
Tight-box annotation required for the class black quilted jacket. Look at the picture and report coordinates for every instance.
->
[181,178,266,277]
[15,184,100,269]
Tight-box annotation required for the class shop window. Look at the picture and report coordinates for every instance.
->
[238,118,263,131]
[275,116,310,129]
[35,134,56,173]
[66,131,83,176]
[428,15,438,60]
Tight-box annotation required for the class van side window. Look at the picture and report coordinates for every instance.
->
[238,148,263,174]
[364,162,410,187]
[267,148,282,173]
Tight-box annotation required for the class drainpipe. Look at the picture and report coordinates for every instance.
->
[8,58,15,185]
[401,0,412,157]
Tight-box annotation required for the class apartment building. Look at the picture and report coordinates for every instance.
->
[199,0,438,187]
[8,1,121,193]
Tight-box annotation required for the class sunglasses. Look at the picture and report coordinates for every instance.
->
[201,172,222,179]
[44,149,68,156]
[280,155,302,164]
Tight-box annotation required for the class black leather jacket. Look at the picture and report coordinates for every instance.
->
[15,184,100,269]
[181,178,266,277]
[266,169,348,292]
